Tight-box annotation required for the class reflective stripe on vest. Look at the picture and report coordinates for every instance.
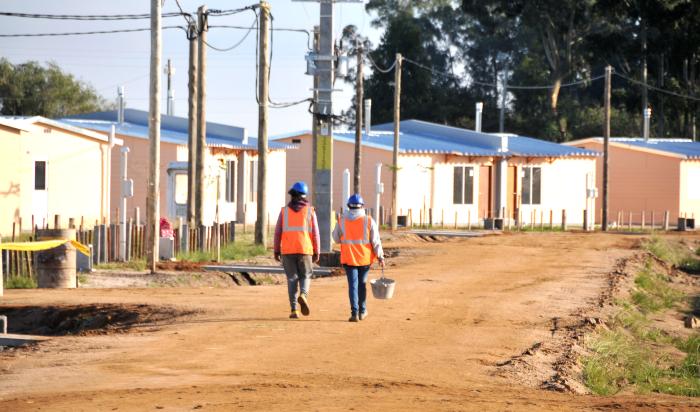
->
[281,206,314,255]
[339,215,375,266]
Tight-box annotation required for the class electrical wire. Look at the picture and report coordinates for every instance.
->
[205,18,257,52]
[402,57,605,90]
[0,26,186,37]
[365,53,396,74]
[0,11,184,20]
[213,25,312,50]
[614,72,700,102]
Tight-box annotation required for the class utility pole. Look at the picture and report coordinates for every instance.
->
[602,65,612,232]
[353,40,363,195]
[147,0,162,273]
[641,20,648,136]
[311,25,319,206]
[195,5,208,232]
[186,21,198,226]
[165,58,175,116]
[391,53,402,231]
[255,1,270,246]
[499,64,508,133]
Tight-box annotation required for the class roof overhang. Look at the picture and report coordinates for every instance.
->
[565,137,687,159]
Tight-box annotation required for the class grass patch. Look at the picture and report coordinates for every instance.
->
[631,264,684,314]
[95,259,148,271]
[582,249,700,397]
[5,276,37,289]
[644,237,688,266]
[177,240,268,263]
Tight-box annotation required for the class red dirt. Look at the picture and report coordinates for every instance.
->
[1,232,699,411]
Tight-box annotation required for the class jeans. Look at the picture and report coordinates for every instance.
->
[282,254,313,310]
[344,264,370,315]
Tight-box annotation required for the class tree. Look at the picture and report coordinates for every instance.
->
[0,59,112,118]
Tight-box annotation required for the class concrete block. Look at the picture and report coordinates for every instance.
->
[159,237,174,260]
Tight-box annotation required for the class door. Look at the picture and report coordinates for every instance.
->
[32,159,48,226]
[478,165,492,218]
[507,165,517,219]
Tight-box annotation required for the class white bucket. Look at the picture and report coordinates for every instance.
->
[370,277,395,299]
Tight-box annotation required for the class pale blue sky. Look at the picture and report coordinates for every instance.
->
[0,0,380,135]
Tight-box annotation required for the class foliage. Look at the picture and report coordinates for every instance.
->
[0,58,112,117]
[176,239,267,263]
[5,276,37,289]
[582,257,699,396]
[354,0,700,140]
[95,259,148,272]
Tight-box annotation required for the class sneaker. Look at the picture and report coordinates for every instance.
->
[348,314,359,322]
[359,310,368,321]
[297,293,310,316]
[289,310,300,319]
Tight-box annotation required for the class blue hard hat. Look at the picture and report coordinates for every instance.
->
[347,193,364,207]
[289,181,308,195]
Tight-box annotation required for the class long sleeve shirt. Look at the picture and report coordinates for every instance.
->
[332,208,384,260]
[273,202,320,255]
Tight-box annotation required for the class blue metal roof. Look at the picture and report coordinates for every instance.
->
[329,119,598,157]
[608,138,700,160]
[61,109,292,150]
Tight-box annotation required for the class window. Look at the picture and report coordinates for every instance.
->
[34,161,46,190]
[521,167,541,205]
[175,174,188,205]
[225,160,237,203]
[292,138,302,144]
[453,166,474,205]
[249,160,258,202]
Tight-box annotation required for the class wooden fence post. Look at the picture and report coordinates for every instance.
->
[561,209,567,231]
[663,211,670,231]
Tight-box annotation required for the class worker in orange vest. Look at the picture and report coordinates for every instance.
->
[274,181,320,319]
[333,193,385,322]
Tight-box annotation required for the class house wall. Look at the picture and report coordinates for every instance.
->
[110,134,178,224]
[0,126,24,236]
[428,156,486,226]
[279,135,393,223]
[513,158,596,225]
[679,160,700,220]
[0,123,107,236]
[573,141,681,223]
[237,150,287,225]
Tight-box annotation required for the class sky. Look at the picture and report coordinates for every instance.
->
[0,0,381,136]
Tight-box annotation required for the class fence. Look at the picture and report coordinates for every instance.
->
[1,215,238,284]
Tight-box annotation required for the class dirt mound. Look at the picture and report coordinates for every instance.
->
[0,304,195,336]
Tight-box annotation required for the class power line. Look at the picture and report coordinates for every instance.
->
[614,72,700,102]
[0,26,186,37]
[402,57,605,90]
[365,53,396,74]
[0,11,183,20]
[205,18,257,52]
[211,25,312,50]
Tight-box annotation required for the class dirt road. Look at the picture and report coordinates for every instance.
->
[1,232,699,411]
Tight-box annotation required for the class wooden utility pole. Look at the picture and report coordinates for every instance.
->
[186,21,198,226]
[146,0,162,273]
[391,53,402,231]
[255,1,270,246]
[353,41,363,195]
[602,65,612,231]
[195,5,208,230]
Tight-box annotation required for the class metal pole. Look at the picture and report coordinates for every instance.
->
[391,53,402,231]
[117,86,125,124]
[475,102,483,132]
[120,146,130,260]
[147,0,162,273]
[375,162,382,225]
[255,1,270,246]
[311,26,319,206]
[106,125,114,224]
[602,65,612,231]
[195,5,208,229]
[166,58,175,116]
[187,22,198,226]
[342,169,350,213]
[315,0,335,252]
[364,99,371,135]
[499,64,507,133]
[353,41,363,194]
[643,108,651,141]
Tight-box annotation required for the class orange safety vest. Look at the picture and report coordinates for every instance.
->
[339,214,376,266]
[280,205,314,255]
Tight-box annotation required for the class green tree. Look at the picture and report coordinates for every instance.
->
[0,59,111,118]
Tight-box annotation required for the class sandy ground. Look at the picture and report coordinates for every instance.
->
[1,231,699,411]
